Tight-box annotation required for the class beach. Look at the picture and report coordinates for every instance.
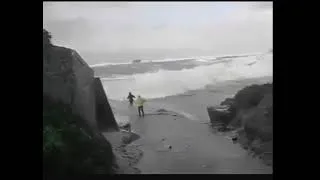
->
[43,2,273,175]
[94,52,273,173]
[108,76,273,174]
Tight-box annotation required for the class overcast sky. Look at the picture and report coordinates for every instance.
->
[43,2,272,64]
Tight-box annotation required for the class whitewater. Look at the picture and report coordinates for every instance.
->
[92,52,272,101]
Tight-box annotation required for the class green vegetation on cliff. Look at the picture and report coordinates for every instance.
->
[43,95,117,176]
[207,83,273,165]
[227,83,273,141]
[43,29,118,176]
[217,83,272,125]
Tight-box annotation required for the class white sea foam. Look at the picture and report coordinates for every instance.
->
[90,52,262,68]
[101,52,273,100]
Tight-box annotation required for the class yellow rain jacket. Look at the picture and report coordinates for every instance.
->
[135,97,146,107]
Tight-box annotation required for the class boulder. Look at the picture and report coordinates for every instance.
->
[220,97,234,107]
[119,123,131,132]
[207,106,231,125]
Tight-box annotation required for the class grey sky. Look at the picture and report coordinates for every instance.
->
[43,2,272,64]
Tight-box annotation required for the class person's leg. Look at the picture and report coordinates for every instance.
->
[138,106,141,117]
[141,106,144,117]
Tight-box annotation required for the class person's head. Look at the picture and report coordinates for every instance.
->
[129,92,132,95]
[138,95,141,98]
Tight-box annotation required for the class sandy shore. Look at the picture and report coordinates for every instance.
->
[130,110,272,174]
[108,76,273,174]
[103,130,143,174]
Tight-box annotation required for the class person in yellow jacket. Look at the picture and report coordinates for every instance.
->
[135,95,146,117]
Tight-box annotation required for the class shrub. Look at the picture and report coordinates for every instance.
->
[43,95,116,176]
[232,83,272,111]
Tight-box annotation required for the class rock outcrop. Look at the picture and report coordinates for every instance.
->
[43,45,118,131]
[43,29,123,175]
[103,131,143,174]
[43,95,117,176]
[207,106,233,131]
[43,46,96,129]
[207,83,273,166]
[94,77,119,131]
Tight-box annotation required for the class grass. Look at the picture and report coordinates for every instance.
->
[43,95,117,177]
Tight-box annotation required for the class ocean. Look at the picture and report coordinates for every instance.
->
[91,52,273,101]
[93,52,273,173]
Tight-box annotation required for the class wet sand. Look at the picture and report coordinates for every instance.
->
[103,130,143,174]
[130,111,272,174]
[109,76,273,174]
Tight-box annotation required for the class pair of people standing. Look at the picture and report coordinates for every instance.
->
[127,92,146,117]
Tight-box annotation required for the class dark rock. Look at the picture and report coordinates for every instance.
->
[121,136,131,144]
[233,83,272,110]
[43,45,99,130]
[258,93,273,109]
[207,106,231,126]
[218,83,273,164]
[43,96,116,176]
[94,78,119,131]
[120,132,140,145]
[43,33,124,175]
[119,123,131,132]
[220,98,234,107]
[43,44,120,132]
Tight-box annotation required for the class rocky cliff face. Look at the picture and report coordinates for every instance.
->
[43,95,117,176]
[43,45,118,131]
[42,29,144,175]
[94,77,119,131]
[207,83,273,166]
[43,43,122,175]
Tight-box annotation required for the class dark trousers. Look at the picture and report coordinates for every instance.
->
[138,106,144,117]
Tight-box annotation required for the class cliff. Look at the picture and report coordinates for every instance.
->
[43,95,117,176]
[43,45,118,131]
[94,77,119,131]
[43,29,121,176]
[207,83,273,166]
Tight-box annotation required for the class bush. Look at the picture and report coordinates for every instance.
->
[233,83,272,111]
[214,83,273,165]
[43,95,117,176]
[225,83,272,121]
